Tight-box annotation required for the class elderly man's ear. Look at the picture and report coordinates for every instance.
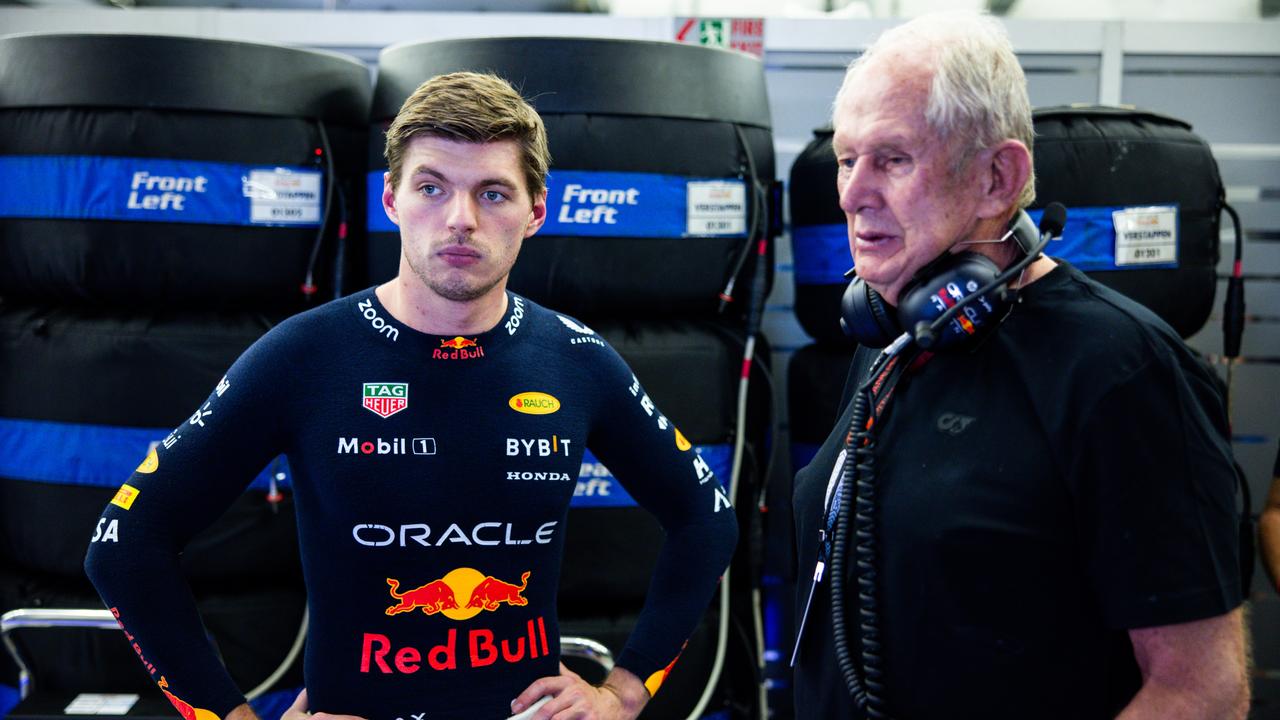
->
[974,140,1032,221]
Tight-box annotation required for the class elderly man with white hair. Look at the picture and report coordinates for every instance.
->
[791,12,1248,719]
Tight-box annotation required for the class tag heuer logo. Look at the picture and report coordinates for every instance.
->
[363,382,409,419]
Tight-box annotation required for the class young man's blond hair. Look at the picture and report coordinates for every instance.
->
[383,71,551,202]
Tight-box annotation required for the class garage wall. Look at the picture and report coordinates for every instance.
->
[2,8,1277,711]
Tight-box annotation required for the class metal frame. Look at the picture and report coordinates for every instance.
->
[1,608,120,700]
[0,610,615,702]
[558,635,615,674]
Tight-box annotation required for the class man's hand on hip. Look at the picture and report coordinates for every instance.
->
[512,663,649,720]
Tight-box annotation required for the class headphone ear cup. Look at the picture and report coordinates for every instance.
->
[897,252,1007,350]
[840,277,901,348]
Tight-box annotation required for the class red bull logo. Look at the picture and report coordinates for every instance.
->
[466,571,531,611]
[367,567,547,675]
[385,567,530,620]
[434,337,484,360]
[933,287,979,336]
[360,616,551,675]
[385,578,460,616]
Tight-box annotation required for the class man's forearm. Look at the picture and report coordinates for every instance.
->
[86,547,249,719]
[601,666,650,717]
[1116,678,1248,720]
[1121,609,1250,720]
[226,704,260,720]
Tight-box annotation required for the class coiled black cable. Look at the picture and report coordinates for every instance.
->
[828,387,875,712]
[830,352,914,719]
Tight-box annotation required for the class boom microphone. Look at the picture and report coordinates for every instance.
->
[1039,201,1067,241]
[913,202,1066,348]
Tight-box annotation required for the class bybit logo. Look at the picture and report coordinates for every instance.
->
[505,436,572,457]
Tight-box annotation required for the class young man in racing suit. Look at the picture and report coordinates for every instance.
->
[86,71,738,720]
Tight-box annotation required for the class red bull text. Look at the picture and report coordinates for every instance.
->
[110,608,219,720]
[434,337,484,360]
[360,616,551,674]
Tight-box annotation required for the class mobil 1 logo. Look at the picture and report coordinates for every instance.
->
[339,437,437,456]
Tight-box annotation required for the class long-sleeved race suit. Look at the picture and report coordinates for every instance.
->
[85,288,738,720]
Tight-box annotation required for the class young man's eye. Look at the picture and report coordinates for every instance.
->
[482,190,506,203]
[419,184,439,196]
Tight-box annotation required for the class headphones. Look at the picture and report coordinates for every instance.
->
[840,205,1065,351]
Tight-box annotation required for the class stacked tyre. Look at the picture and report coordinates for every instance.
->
[787,127,856,475]
[1030,105,1225,339]
[369,37,776,718]
[0,34,370,710]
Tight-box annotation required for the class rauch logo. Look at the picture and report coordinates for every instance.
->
[509,392,560,415]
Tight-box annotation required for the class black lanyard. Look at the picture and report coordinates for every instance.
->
[791,344,924,667]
